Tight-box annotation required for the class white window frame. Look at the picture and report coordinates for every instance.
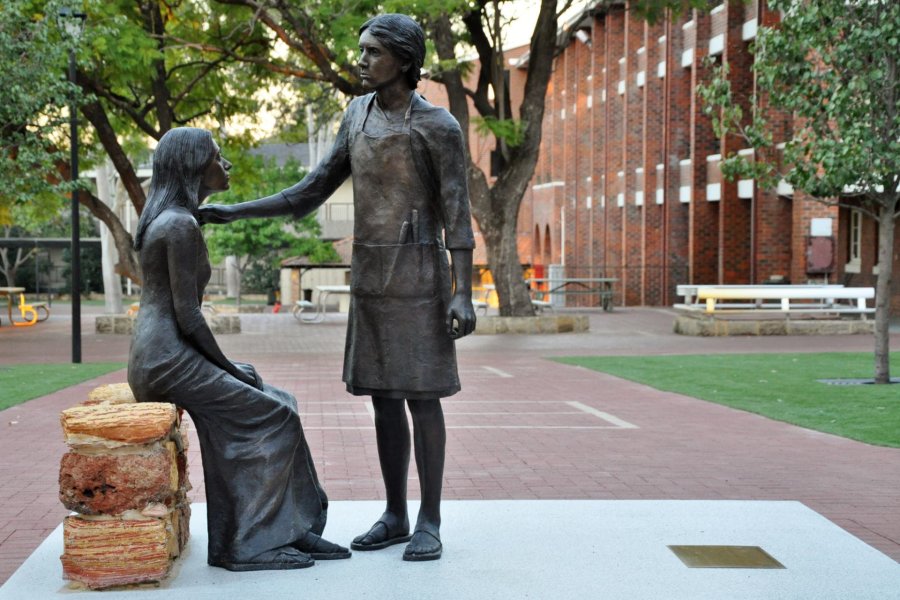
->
[846,210,861,273]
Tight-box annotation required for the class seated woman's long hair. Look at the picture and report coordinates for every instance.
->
[134,127,217,251]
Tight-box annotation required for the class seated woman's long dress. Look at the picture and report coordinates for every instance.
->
[127,210,327,567]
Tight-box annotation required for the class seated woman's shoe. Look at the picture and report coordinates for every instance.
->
[214,546,315,571]
[292,531,351,560]
[351,520,412,551]
[403,529,442,562]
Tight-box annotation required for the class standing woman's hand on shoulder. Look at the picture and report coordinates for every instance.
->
[198,204,235,225]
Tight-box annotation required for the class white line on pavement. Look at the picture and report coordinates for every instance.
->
[481,366,514,378]
[566,401,639,429]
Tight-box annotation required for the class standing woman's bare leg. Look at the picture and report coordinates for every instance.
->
[351,396,412,550]
[404,398,445,560]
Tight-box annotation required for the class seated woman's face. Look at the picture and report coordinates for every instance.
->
[201,144,232,195]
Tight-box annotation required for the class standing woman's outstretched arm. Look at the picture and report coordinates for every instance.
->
[199,102,356,225]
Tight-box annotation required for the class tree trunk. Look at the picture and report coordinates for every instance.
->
[226,256,240,300]
[0,248,11,287]
[80,101,147,215]
[52,151,142,284]
[430,2,558,317]
[78,190,142,284]
[0,247,35,287]
[235,262,245,311]
[873,199,896,383]
[95,161,124,314]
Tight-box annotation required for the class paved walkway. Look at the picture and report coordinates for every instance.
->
[1,305,898,585]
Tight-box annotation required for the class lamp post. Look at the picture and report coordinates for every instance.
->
[58,7,86,364]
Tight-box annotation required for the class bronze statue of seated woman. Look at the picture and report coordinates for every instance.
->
[127,127,349,571]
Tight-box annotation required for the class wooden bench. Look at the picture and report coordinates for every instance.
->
[674,285,874,317]
[676,284,845,307]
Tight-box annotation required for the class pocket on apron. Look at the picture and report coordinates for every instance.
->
[351,242,439,298]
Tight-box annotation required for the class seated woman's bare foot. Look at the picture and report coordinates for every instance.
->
[214,545,314,571]
[292,531,351,560]
[351,512,411,551]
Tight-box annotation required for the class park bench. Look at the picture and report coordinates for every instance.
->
[674,284,874,317]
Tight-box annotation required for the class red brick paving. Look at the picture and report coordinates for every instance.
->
[0,305,897,584]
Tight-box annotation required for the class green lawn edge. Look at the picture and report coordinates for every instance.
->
[0,363,126,411]
[553,352,900,448]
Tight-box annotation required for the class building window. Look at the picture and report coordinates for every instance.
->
[658,35,667,78]
[679,159,692,203]
[706,154,722,201]
[634,168,644,206]
[681,21,695,68]
[846,210,861,273]
[743,0,759,40]
[656,163,665,204]
[872,217,880,274]
[616,171,625,207]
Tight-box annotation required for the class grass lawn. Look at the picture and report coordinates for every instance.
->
[554,352,900,448]
[0,363,126,411]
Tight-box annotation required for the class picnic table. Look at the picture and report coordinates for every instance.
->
[0,287,25,326]
[527,278,618,311]
[292,285,351,323]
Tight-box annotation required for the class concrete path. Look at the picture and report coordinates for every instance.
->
[0,304,898,589]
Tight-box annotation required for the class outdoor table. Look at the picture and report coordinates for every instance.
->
[526,278,618,311]
[0,287,25,326]
[294,285,351,323]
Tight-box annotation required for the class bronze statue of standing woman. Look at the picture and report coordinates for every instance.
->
[202,13,476,561]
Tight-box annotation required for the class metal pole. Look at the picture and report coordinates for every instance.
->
[69,48,81,363]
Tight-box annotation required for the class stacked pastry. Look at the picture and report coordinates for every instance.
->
[58,384,191,589]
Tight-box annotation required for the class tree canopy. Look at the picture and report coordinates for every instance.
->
[0,0,77,226]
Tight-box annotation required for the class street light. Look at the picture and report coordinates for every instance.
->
[58,7,86,364]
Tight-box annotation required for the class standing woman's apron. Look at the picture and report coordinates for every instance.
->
[342,95,459,400]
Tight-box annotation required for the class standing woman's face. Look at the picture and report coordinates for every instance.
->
[358,30,408,92]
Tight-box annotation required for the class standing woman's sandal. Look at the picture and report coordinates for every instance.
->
[351,520,412,551]
[402,530,442,561]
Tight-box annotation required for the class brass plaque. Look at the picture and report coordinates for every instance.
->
[668,545,785,569]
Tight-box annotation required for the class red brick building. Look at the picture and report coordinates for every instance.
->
[426,1,899,309]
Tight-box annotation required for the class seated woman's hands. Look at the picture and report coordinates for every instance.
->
[232,361,264,390]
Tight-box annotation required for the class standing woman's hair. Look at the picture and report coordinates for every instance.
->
[359,14,426,89]
[134,127,217,250]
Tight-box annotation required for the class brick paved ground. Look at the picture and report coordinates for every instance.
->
[0,305,898,584]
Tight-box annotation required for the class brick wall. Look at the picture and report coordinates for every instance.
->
[423,1,900,310]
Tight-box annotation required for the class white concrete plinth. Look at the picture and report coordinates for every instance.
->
[1,500,898,600]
